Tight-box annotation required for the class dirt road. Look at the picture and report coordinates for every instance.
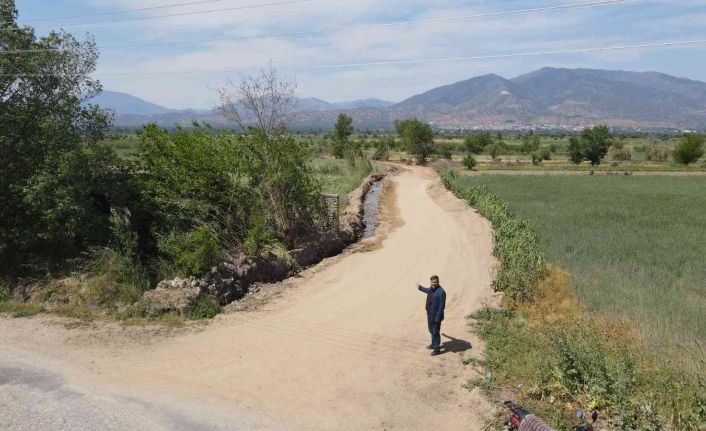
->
[0,167,497,430]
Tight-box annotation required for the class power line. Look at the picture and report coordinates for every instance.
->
[0,0,312,31]
[3,0,236,26]
[0,0,647,51]
[2,39,704,77]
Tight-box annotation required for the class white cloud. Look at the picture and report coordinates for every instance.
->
[62,0,706,108]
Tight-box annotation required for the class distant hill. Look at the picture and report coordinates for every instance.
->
[332,98,394,110]
[89,91,176,116]
[386,68,706,130]
[104,68,706,131]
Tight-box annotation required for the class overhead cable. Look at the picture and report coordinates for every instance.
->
[0,0,647,51]
[0,0,311,31]
[2,0,240,26]
[2,39,704,77]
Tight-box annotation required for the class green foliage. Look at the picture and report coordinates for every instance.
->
[372,136,393,160]
[157,226,222,277]
[440,170,543,302]
[395,119,436,163]
[531,152,540,165]
[0,2,113,274]
[488,143,502,160]
[539,147,552,161]
[673,134,705,165]
[568,137,584,165]
[520,134,541,153]
[471,304,706,431]
[437,145,453,160]
[332,114,354,158]
[464,132,493,154]
[137,125,323,254]
[581,125,614,166]
[462,155,477,170]
[185,295,222,319]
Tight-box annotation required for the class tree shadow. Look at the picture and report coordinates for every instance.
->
[440,333,472,354]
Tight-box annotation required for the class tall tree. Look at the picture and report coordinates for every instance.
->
[216,63,297,138]
[464,132,493,154]
[396,119,436,163]
[332,113,353,158]
[1,0,114,273]
[567,136,584,165]
[581,125,614,166]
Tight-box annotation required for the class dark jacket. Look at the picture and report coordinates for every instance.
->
[418,285,446,323]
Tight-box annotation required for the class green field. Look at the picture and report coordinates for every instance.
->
[452,175,706,347]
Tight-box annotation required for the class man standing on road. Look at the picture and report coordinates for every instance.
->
[417,275,446,356]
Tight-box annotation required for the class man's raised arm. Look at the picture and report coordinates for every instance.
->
[417,284,431,293]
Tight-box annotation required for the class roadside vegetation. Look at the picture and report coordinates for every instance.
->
[0,4,376,324]
[441,169,706,431]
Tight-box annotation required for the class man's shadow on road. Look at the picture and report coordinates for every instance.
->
[439,333,472,355]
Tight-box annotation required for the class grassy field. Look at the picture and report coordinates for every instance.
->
[451,175,706,348]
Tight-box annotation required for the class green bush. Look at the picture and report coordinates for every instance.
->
[185,295,222,319]
[462,155,477,170]
[157,226,222,277]
[440,170,543,301]
[488,143,502,160]
[540,147,552,161]
[673,134,705,165]
[531,152,543,165]
[437,145,453,160]
[464,132,493,154]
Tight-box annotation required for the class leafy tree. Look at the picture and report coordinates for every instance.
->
[0,0,114,273]
[462,155,477,170]
[673,134,705,165]
[488,143,502,160]
[581,125,614,166]
[540,147,552,161]
[395,119,436,163]
[520,134,541,153]
[464,132,493,154]
[568,137,584,165]
[332,114,354,158]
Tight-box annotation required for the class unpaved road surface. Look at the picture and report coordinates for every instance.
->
[1,167,497,430]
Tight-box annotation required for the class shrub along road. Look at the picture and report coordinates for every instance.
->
[0,167,497,430]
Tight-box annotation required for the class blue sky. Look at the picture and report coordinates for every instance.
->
[14,0,706,109]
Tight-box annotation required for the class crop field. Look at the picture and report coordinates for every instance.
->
[451,175,706,349]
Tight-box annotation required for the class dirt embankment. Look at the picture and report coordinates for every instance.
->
[144,172,387,312]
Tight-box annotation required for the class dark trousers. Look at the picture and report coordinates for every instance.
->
[427,317,442,350]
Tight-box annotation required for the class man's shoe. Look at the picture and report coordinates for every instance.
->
[426,344,434,350]
[430,349,441,356]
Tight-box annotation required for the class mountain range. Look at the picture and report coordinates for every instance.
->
[96,68,706,131]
